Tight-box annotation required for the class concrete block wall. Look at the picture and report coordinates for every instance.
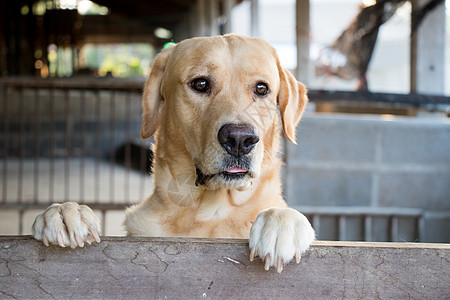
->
[285,113,450,242]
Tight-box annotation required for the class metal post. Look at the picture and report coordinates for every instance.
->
[197,0,207,36]
[296,0,310,84]
[223,0,236,34]
[250,0,260,37]
[410,0,446,94]
[209,0,220,36]
[2,86,8,204]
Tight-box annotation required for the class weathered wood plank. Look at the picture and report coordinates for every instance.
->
[0,236,449,299]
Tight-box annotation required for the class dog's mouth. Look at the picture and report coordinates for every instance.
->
[195,165,250,186]
[221,166,249,180]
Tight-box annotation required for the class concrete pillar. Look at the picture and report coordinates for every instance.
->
[410,0,446,94]
[296,0,310,84]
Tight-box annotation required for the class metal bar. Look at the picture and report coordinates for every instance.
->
[125,91,131,202]
[49,88,55,202]
[222,0,235,34]
[17,87,24,203]
[390,216,399,242]
[0,78,448,106]
[418,215,425,242]
[307,90,450,106]
[33,89,40,204]
[94,91,101,201]
[18,209,24,235]
[0,202,129,211]
[250,0,260,37]
[0,78,144,92]
[101,210,106,235]
[64,89,71,200]
[295,0,310,84]
[0,202,436,217]
[338,216,346,241]
[364,215,373,242]
[294,206,423,218]
[2,85,8,204]
[312,215,320,238]
[109,91,116,203]
[79,90,86,204]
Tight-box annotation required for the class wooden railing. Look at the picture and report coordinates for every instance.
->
[0,236,448,299]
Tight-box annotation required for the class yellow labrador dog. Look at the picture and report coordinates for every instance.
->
[32,34,315,273]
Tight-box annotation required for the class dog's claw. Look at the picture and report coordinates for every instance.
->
[75,233,85,248]
[57,231,66,248]
[295,251,301,264]
[32,202,101,249]
[89,228,101,243]
[264,254,271,271]
[249,248,256,262]
[276,257,283,273]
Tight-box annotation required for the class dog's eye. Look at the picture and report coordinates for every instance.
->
[191,78,210,93]
[255,82,269,96]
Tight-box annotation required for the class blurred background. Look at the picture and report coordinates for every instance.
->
[0,0,449,242]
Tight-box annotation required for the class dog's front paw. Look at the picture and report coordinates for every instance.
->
[249,207,315,273]
[32,202,101,248]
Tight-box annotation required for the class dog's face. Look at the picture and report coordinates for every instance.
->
[141,35,308,190]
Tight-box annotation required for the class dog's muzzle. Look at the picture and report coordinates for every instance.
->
[195,124,260,187]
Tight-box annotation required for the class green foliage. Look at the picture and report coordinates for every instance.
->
[83,44,154,78]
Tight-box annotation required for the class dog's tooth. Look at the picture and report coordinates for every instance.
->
[276,257,283,273]
[249,248,256,262]
[264,254,271,271]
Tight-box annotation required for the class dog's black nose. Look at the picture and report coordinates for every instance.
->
[218,124,259,157]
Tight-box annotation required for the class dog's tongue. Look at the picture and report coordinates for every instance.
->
[225,166,248,173]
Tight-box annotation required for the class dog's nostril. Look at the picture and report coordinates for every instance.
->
[244,136,259,148]
[218,124,259,157]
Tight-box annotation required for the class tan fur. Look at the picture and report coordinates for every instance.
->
[32,34,315,272]
[124,34,304,239]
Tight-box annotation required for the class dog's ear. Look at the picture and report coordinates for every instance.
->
[141,46,175,139]
[276,60,308,144]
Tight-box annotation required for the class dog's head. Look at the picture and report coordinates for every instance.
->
[141,35,308,190]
